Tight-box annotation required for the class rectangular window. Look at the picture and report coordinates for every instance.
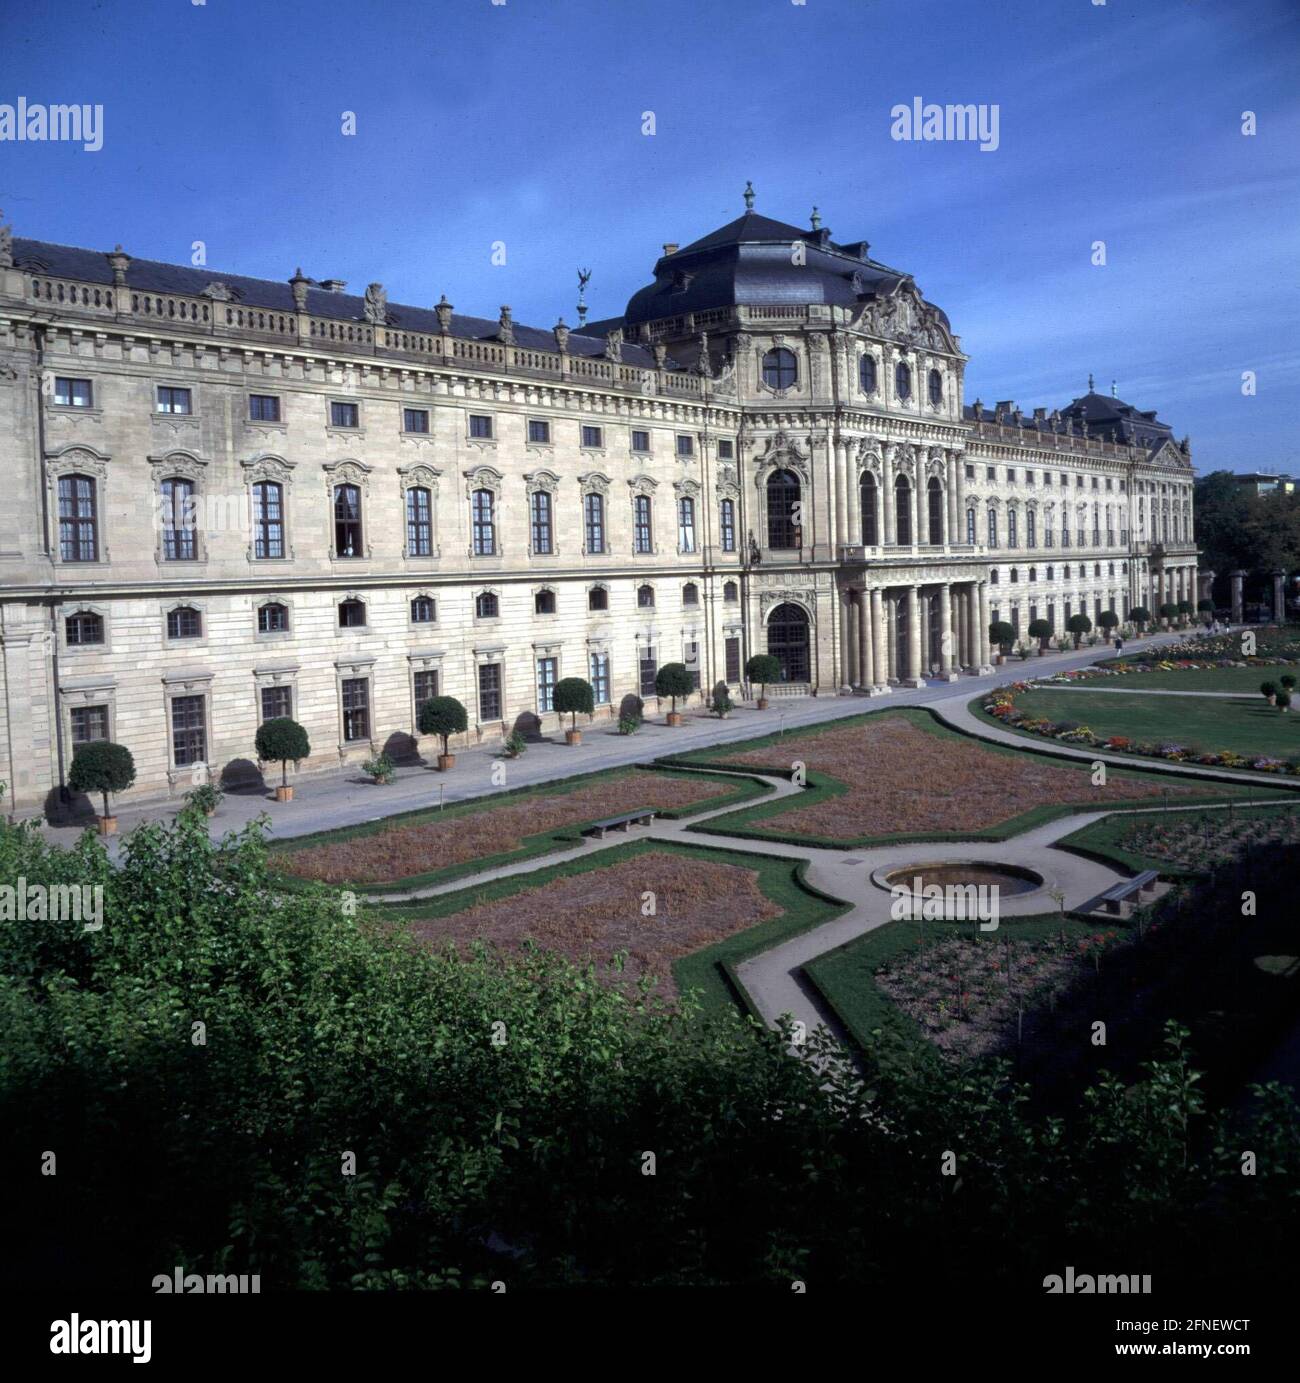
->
[589,651,610,705]
[469,414,494,439]
[58,474,98,562]
[55,377,93,408]
[478,663,502,721]
[527,418,550,445]
[676,434,694,457]
[677,497,696,553]
[156,386,192,415]
[70,704,109,745]
[252,481,284,559]
[965,463,975,480]
[718,439,734,459]
[581,425,603,449]
[633,495,653,554]
[260,685,292,722]
[330,401,359,429]
[530,490,553,554]
[414,669,439,711]
[1007,468,1016,483]
[536,656,557,713]
[471,489,496,556]
[405,486,432,557]
[720,498,736,553]
[631,429,650,453]
[639,647,658,700]
[986,466,996,481]
[249,393,281,422]
[685,641,700,691]
[725,636,741,685]
[170,694,206,767]
[341,678,370,742]
[403,408,429,433]
[160,478,197,561]
[584,493,606,554]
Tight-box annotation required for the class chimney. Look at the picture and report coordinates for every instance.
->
[319,279,347,293]
[662,242,679,256]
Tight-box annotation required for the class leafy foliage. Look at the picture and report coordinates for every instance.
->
[745,654,782,694]
[553,677,594,728]
[655,662,694,710]
[255,718,310,787]
[67,740,135,817]
[417,696,468,754]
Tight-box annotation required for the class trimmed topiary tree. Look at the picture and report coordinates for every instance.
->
[417,696,468,767]
[655,662,694,721]
[1066,612,1093,649]
[746,653,782,707]
[1277,689,1293,712]
[1129,606,1151,632]
[554,677,594,743]
[255,717,311,799]
[1197,598,1214,625]
[68,740,136,829]
[1098,610,1120,638]
[1261,680,1278,704]
[989,621,1015,656]
[1159,601,1179,628]
[1027,618,1053,654]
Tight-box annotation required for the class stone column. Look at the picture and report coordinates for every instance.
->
[882,446,896,546]
[858,587,872,687]
[910,458,923,549]
[903,585,925,687]
[1199,568,1215,605]
[1273,569,1287,624]
[1231,569,1245,624]
[978,580,993,671]
[956,583,968,670]
[870,587,889,694]
[938,583,956,680]
[833,438,847,554]
[885,592,897,680]
[955,453,968,545]
[946,453,959,547]
[844,588,858,689]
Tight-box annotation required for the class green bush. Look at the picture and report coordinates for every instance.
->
[417,696,468,756]
[553,677,594,731]
[745,653,782,697]
[1261,681,1278,700]
[182,782,223,816]
[1066,613,1093,648]
[503,730,527,757]
[67,740,136,818]
[255,717,311,788]
[1027,618,1052,646]
[362,752,395,782]
[989,621,1015,652]
[711,681,733,717]
[1098,610,1120,631]
[617,717,640,736]
[655,662,694,712]
[1129,606,1151,629]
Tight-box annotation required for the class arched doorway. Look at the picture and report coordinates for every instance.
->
[766,602,811,683]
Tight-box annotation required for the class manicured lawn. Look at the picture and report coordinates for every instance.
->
[269,765,769,891]
[663,707,1279,849]
[377,839,848,1017]
[1010,687,1299,759]
[1076,665,1297,693]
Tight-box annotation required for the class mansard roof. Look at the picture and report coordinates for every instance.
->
[964,390,1180,453]
[9,237,669,368]
[616,205,951,333]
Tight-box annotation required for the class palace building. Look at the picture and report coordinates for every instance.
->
[0,192,1199,814]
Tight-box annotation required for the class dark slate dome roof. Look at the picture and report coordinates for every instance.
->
[619,209,950,331]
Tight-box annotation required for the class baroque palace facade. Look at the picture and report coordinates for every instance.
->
[0,194,1199,814]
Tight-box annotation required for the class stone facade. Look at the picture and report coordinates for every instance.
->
[0,203,1197,814]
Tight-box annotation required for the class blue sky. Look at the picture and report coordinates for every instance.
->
[1,0,1296,471]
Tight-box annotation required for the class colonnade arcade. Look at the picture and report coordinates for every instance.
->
[836,575,993,693]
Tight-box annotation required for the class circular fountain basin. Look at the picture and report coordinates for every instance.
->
[873,861,1045,897]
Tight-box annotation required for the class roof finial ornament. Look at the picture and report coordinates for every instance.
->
[576,267,591,327]
[1111,378,1118,399]
[810,205,821,231]
[1087,371,1095,393]
[743,180,755,212]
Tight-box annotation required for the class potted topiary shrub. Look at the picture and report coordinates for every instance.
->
[554,677,594,746]
[68,739,136,835]
[1098,609,1120,643]
[746,653,782,710]
[1066,613,1093,649]
[417,695,468,772]
[1176,600,1193,628]
[988,621,1015,664]
[362,752,395,785]
[655,662,694,726]
[255,716,311,802]
[1159,601,1179,630]
[1281,675,1297,693]
[183,781,223,817]
[1198,598,1214,627]
[1028,617,1052,655]
[1261,680,1278,705]
[1277,689,1292,713]
[710,681,733,718]
[503,730,527,758]
[1129,606,1150,633]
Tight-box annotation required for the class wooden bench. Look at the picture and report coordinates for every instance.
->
[584,808,657,839]
[1097,869,1160,916]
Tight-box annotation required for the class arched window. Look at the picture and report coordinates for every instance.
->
[1027,508,1037,548]
[766,468,801,549]
[1029,567,1037,583]
[58,474,98,563]
[66,610,104,646]
[252,480,284,560]
[633,494,653,554]
[160,477,196,561]
[474,591,499,619]
[167,606,202,639]
[719,497,736,552]
[258,602,288,633]
[762,348,798,390]
[991,569,999,584]
[1047,565,1054,580]
[767,603,811,683]
[406,485,432,557]
[966,507,976,544]
[588,585,608,611]
[1010,568,1019,583]
[637,584,655,608]
[927,476,944,545]
[682,581,700,607]
[987,506,998,547]
[338,598,367,628]
[529,489,552,555]
[584,492,606,554]
[860,471,879,545]
[895,360,912,401]
[333,483,363,558]
[927,369,943,405]
[534,589,556,615]
[471,488,496,556]
[677,496,696,553]
[895,473,912,545]
[859,355,877,394]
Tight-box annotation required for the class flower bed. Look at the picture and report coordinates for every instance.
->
[981,684,1300,776]
[1119,809,1300,871]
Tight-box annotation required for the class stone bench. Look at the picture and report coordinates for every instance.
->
[1097,869,1160,916]
[584,808,657,839]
